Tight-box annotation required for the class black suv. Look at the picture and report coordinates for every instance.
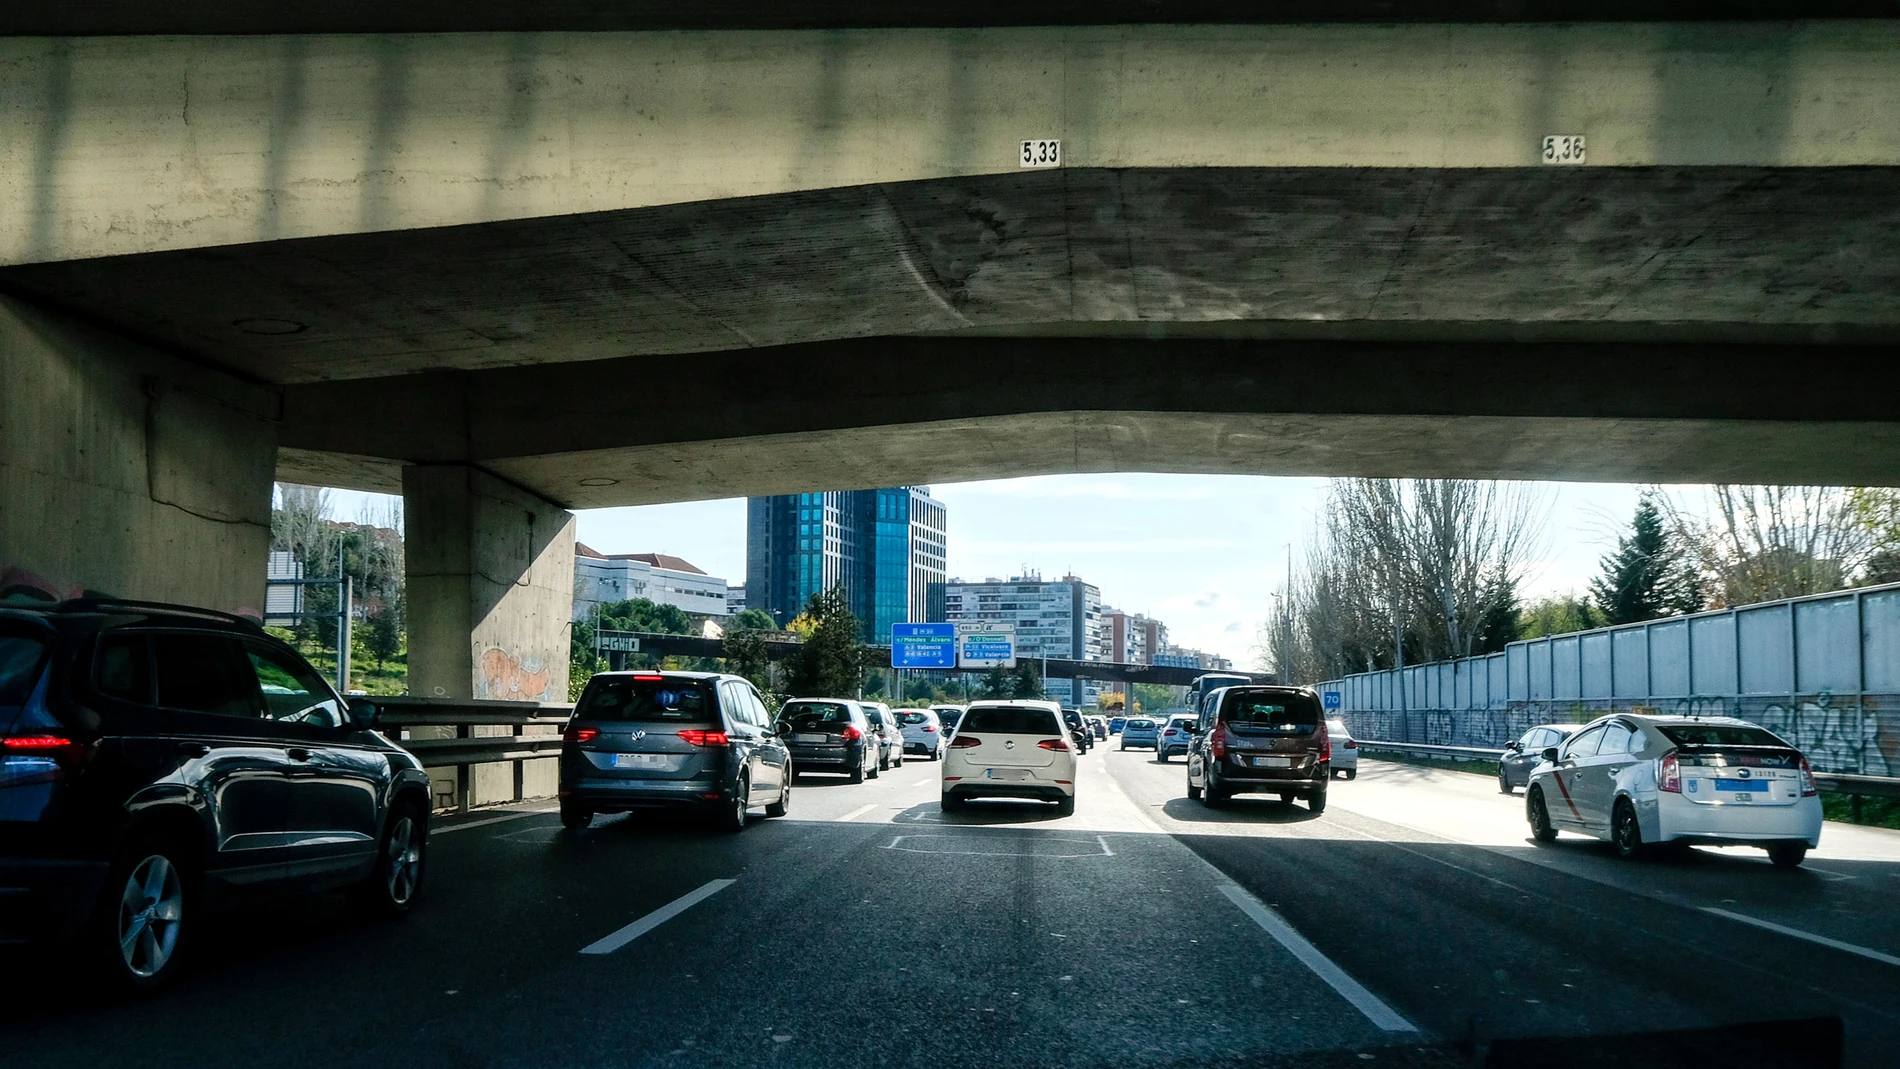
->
[0,600,432,990]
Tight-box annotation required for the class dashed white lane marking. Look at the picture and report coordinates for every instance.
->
[431,806,557,835]
[580,879,736,955]
[1218,883,1419,1033]
[838,804,878,822]
[1701,907,1900,968]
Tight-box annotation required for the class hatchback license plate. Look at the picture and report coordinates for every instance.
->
[613,753,670,769]
[1251,756,1293,768]
[985,768,1028,781]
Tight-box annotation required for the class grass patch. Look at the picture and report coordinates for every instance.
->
[1820,792,1900,831]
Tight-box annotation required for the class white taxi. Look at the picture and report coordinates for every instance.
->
[1524,714,1822,867]
[941,700,1077,816]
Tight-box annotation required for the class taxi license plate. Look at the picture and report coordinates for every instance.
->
[1715,779,1769,792]
[613,753,669,769]
[1251,756,1293,768]
[793,733,829,744]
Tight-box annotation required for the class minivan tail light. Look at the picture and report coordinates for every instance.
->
[950,735,982,748]
[1318,724,1331,762]
[1797,755,1817,797]
[678,729,729,747]
[1210,726,1228,760]
[1037,738,1070,751]
[564,725,599,745]
[1659,752,1681,793]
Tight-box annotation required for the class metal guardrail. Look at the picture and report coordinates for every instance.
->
[1358,740,1505,761]
[375,697,573,812]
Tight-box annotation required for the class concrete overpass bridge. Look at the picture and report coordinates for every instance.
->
[5,10,1898,708]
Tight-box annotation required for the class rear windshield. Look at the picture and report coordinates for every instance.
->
[0,634,48,706]
[1222,692,1322,733]
[961,706,1062,735]
[897,710,932,725]
[780,701,855,727]
[935,708,963,727]
[577,677,715,722]
[1660,724,1789,748]
[1062,709,1083,727]
[1126,718,1154,728]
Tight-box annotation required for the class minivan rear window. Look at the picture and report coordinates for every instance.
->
[961,706,1063,735]
[1222,692,1322,733]
[578,677,714,721]
[1660,724,1789,748]
[0,634,48,705]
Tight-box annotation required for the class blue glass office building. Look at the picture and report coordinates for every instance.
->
[746,487,946,641]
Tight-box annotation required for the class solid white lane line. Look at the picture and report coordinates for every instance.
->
[1702,907,1900,968]
[580,879,736,956]
[431,807,557,835]
[1218,883,1419,1033]
[838,804,878,822]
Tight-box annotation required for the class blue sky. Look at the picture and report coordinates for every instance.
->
[317,475,1662,670]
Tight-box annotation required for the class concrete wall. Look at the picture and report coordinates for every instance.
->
[403,464,575,807]
[7,22,1900,265]
[0,294,279,611]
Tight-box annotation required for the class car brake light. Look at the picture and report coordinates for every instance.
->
[950,735,981,748]
[563,725,599,744]
[1343,739,1357,749]
[1318,725,1331,761]
[839,725,862,742]
[632,674,665,681]
[1659,752,1681,793]
[1,734,85,764]
[678,729,729,747]
[923,725,937,732]
[1210,726,1227,760]
[1797,755,1817,797]
[1038,738,1070,751]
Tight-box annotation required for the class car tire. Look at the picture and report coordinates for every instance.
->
[1188,778,1203,801]
[1767,841,1808,869]
[1528,788,1558,844]
[1278,793,1294,804]
[1157,753,1169,763]
[1612,799,1649,861]
[1344,769,1356,781]
[91,831,195,993]
[868,759,881,779]
[1308,789,1327,814]
[718,779,750,833]
[357,798,428,919]
[941,793,963,812]
[1498,769,1514,794]
[1056,795,1076,817]
[848,761,866,784]
[766,774,790,818]
[561,800,594,830]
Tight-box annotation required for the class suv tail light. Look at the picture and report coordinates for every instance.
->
[1659,752,1681,793]
[678,729,729,747]
[1210,726,1228,760]
[949,735,982,749]
[839,725,862,742]
[1797,755,1817,797]
[563,725,599,745]
[1037,738,1070,751]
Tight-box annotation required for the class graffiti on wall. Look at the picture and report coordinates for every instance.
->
[479,647,553,702]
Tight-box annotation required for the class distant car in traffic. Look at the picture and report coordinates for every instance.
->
[1186,686,1331,812]
[863,703,905,770]
[941,700,1078,815]
[1326,718,1358,780]
[1061,707,1093,753]
[1524,714,1822,867]
[897,708,945,760]
[0,599,433,991]
[1109,716,1127,735]
[777,698,879,783]
[560,671,792,832]
[1498,723,1582,793]
[1120,717,1158,750]
[932,704,966,741]
[1156,713,1199,762]
[1087,715,1108,739]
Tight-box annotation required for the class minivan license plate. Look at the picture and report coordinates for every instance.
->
[613,753,669,769]
[1252,756,1293,768]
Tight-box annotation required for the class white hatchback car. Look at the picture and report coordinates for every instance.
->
[1524,714,1822,867]
[941,700,1077,815]
[1326,719,1358,780]
[896,708,945,760]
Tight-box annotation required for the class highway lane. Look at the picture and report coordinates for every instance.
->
[3,747,1894,1067]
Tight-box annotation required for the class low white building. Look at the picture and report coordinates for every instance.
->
[573,545,730,620]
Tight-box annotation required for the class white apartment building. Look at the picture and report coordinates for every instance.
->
[573,545,730,621]
[944,572,1104,707]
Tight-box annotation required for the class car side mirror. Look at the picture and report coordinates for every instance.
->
[1542,746,1561,764]
[348,698,381,730]
[1505,740,1521,752]
[771,721,789,736]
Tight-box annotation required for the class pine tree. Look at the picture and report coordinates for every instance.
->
[785,588,866,698]
[1010,660,1045,700]
[1590,496,1703,625]
[979,665,1012,698]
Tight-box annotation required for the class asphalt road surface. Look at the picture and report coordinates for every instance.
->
[6,749,1898,1068]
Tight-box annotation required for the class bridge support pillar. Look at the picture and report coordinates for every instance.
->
[403,464,574,807]
[0,294,278,612]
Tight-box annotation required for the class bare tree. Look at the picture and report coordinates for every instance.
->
[1662,486,1872,606]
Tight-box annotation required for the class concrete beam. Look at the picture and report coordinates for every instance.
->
[0,294,280,612]
[277,337,1900,503]
[7,22,1900,265]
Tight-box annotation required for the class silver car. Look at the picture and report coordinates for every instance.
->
[863,703,904,770]
[1156,713,1198,762]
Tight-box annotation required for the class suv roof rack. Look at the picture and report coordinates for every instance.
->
[52,598,263,629]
